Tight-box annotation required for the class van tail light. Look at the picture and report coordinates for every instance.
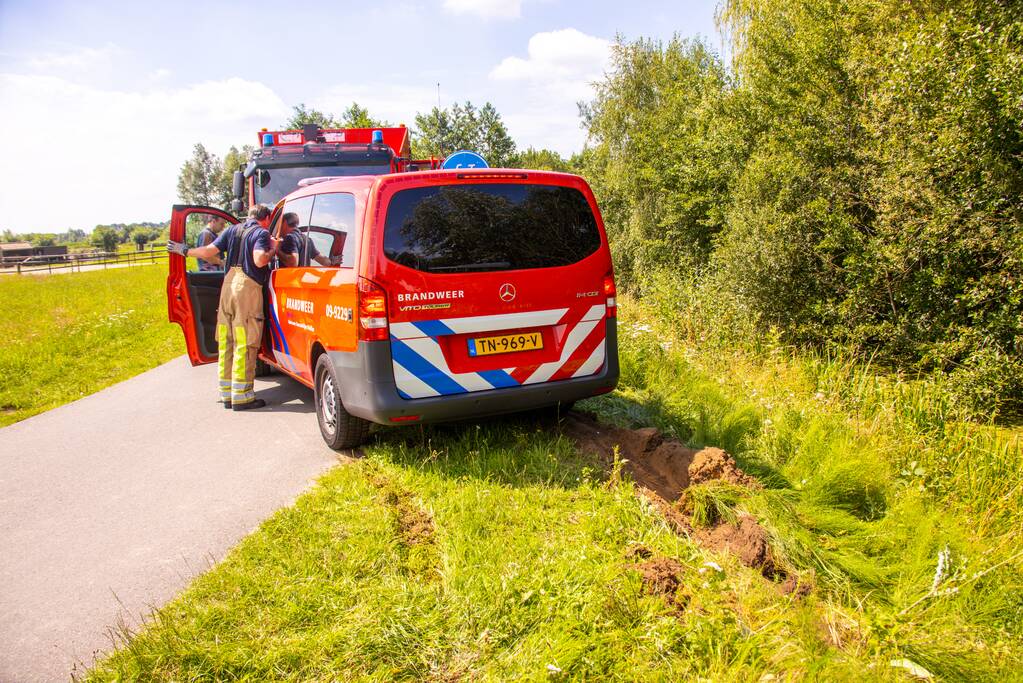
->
[358,277,389,341]
[603,273,617,318]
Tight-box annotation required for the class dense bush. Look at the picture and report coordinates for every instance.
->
[582,0,1023,418]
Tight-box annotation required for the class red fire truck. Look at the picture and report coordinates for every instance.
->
[229,124,437,212]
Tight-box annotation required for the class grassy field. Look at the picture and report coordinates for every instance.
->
[0,266,183,427]
[83,301,1022,681]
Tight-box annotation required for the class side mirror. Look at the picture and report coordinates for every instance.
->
[230,198,243,213]
[232,170,244,199]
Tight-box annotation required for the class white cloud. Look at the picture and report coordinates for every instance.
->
[489,29,611,154]
[0,73,289,231]
[311,82,440,127]
[26,43,123,71]
[490,28,610,89]
[442,0,521,20]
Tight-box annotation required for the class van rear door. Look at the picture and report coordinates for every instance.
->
[375,175,614,399]
[168,205,239,365]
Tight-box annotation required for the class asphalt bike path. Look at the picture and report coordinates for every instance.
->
[0,356,341,682]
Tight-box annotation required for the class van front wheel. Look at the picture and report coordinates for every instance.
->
[314,355,370,450]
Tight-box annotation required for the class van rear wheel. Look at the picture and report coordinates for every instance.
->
[314,354,370,450]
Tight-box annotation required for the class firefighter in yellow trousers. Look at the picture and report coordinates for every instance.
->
[169,204,280,410]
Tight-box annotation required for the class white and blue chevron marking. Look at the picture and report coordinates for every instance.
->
[390,305,606,399]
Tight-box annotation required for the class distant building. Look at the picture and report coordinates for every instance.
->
[0,242,68,263]
[0,242,33,259]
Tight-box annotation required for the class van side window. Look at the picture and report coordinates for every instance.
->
[309,192,358,268]
[277,195,314,268]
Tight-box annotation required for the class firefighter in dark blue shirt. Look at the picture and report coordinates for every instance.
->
[278,212,338,267]
[194,215,227,271]
[169,205,279,410]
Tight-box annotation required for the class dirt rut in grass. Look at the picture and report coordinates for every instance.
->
[564,413,791,587]
[369,473,439,579]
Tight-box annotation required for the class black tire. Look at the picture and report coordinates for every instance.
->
[254,357,274,377]
[314,354,370,450]
[549,401,576,422]
[526,401,575,423]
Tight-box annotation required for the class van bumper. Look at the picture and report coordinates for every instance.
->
[330,319,620,425]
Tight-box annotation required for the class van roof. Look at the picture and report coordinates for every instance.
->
[281,168,588,202]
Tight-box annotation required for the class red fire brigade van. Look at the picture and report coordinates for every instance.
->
[168,169,619,449]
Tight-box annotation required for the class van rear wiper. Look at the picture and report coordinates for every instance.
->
[429,262,511,273]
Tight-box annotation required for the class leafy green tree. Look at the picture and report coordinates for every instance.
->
[412,101,516,166]
[284,104,340,129]
[581,2,1023,415]
[583,36,736,283]
[412,107,455,159]
[177,143,226,208]
[131,227,158,250]
[61,228,86,244]
[474,103,516,167]
[220,144,255,214]
[31,234,57,247]
[509,148,570,172]
[341,102,388,128]
[91,226,119,253]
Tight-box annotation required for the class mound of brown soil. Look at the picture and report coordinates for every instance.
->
[780,572,814,599]
[634,557,689,614]
[565,413,802,590]
[688,447,759,488]
[564,414,760,501]
[563,414,697,502]
[696,514,777,577]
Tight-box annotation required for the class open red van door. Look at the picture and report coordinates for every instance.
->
[167,205,239,365]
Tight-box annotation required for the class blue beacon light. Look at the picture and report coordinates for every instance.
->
[262,133,274,146]
[371,130,384,144]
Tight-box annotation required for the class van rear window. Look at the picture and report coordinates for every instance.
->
[383,184,601,273]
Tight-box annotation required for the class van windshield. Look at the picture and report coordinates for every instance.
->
[253,163,391,206]
[383,184,601,273]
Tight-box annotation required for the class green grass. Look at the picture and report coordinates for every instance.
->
[83,300,1022,681]
[0,266,183,426]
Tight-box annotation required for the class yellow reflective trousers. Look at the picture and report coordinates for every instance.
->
[216,267,263,405]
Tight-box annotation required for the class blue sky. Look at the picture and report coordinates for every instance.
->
[0,0,722,231]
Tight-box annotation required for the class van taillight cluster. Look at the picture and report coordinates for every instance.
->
[358,277,389,341]
[603,273,617,318]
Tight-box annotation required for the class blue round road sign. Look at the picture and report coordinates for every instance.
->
[442,150,489,169]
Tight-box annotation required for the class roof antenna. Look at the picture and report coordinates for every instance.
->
[435,82,443,158]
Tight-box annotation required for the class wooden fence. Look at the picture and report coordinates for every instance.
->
[0,249,168,275]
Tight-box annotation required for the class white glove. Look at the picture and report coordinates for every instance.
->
[167,240,188,256]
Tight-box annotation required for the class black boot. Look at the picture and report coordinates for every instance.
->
[233,398,266,411]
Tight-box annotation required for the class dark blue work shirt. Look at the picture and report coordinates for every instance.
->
[280,231,321,266]
[195,227,222,272]
[211,219,272,286]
